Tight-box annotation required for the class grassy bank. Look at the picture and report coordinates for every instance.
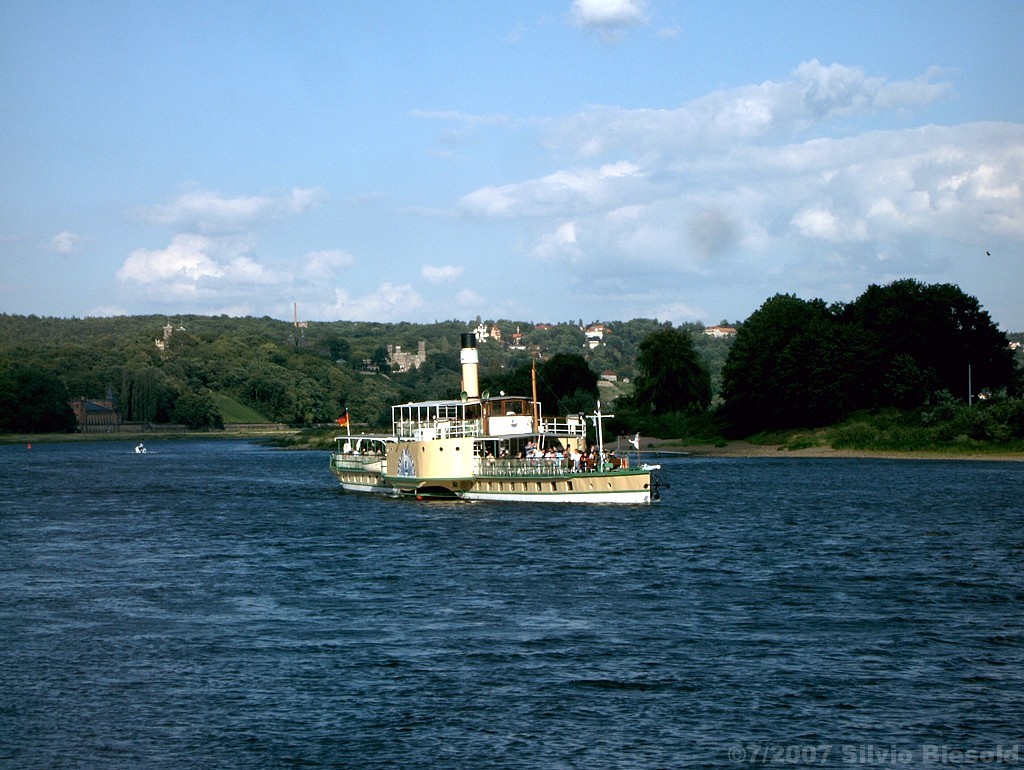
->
[267,427,352,450]
[0,426,300,446]
[621,400,1024,460]
[7,402,1022,460]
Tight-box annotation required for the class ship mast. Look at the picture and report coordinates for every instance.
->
[588,401,614,469]
[531,354,540,431]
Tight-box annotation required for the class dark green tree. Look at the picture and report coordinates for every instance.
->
[371,346,391,373]
[632,327,712,415]
[537,353,599,411]
[323,335,351,362]
[721,294,873,431]
[119,366,176,422]
[480,352,599,413]
[0,362,76,433]
[842,279,1015,406]
[241,368,295,422]
[172,390,223,429]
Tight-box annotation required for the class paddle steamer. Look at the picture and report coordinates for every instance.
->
[330,334,658,504]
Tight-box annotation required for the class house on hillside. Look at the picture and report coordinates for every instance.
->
[70,397,122,432]
[704,325,737,338]
[585,324,610,349]
[472,322,503,343]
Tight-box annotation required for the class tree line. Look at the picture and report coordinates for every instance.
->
[1,279,1021,443]
[611,279,1022,444]
[0,312,727,433]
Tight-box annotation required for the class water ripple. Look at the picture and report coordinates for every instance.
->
[1,443,1022,768]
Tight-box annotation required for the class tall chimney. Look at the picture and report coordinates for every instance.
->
[460,333,479,398]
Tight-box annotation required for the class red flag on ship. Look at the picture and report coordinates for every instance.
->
[336,412,349,427]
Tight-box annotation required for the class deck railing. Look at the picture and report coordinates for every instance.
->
[331,454,386,472]
[473,457,628,478]
[393,418,483,440]
[537,416,586,436]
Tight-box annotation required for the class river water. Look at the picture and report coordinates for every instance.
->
[1,440,1022,768]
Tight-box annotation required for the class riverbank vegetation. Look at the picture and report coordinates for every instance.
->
[612,280,1023,455]
[1,279,1021,456]
[661,398,1024,456]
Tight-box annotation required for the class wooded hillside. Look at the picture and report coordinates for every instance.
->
[2,279,1021,442]
[0,313,733,433]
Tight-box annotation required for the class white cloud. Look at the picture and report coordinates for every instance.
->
[303,249,355,279]
[421,264,464,283]
[533,221,581,261]
[790,208,867,241]
[51,230,81,254]
[460,161,644,217]
[505,23,527,45]
[544,61,952,160]
[312,283,425,322]
[570,0,649,40]
[141,187,326,233]
[409,110,511,127]
[223,255,278,284]
[456,288,485,308]
[286,187,326,213]
[454,68,1022,305]
[86,304,131,317]
[650,300,706,324]
[117,233,279,287]
[118,234,224,282]
[411,111,517,161]
[116,184,344,316]
[103,62,1020,327]
[468,72,1015,251]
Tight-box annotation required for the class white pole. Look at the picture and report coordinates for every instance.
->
[588,401,615,470]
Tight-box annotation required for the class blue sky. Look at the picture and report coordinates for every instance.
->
[3,0,1023,330]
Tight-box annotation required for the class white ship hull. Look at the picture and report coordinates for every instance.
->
[329,333,660,506]
[332,436,656,505]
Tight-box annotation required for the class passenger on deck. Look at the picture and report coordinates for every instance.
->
[569,448,581,471]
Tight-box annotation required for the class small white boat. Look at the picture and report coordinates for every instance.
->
[330,334,659,504]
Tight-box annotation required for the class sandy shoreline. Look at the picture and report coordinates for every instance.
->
[4,432,1022,461]
[644,439,1024,462]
